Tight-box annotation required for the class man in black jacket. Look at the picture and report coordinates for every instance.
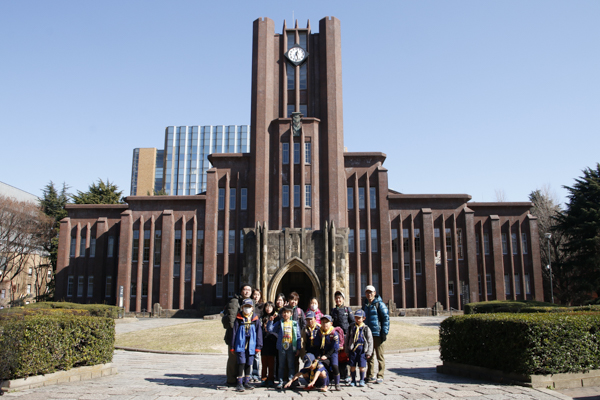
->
[223,284,253,386]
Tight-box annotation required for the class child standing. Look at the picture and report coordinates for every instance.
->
[331,291,354,384]
[315,315,341,391]
[267,305,301,389]
[345,310,373,387]
[231,298,263,392]
[260,301,278,387]
[301,311,321,358]
[308,297,323,324]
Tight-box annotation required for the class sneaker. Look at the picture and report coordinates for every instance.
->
[244,382,254,390]
[366,377,377,383]
[376,378,384,384]
[335,384,341,391]
[358,380,365,387]
[350,381,356,387]
[344,377,351,385]
[276,381,283,389]
[236,384,245,392]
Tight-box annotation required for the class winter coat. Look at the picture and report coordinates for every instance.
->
[330,305,354,334]
[345,323,373,357]
[291,306,306,331]
[261,318,279,357]
[267,319,301,352]
[232,312,263,355]
[362,295,390,337]
[315,327,340,359]
[222,295,254,344]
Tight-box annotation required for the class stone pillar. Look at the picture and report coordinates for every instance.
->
[147,215,155,312]
[528,214,544,301]
[160,210,174,309]
[136,215,144,312]
[490,215,505,301]
[56,218,71,299]
[117,210,133,311]
[464,207,478,303]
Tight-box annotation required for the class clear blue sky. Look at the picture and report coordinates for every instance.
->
[2,1,598,206]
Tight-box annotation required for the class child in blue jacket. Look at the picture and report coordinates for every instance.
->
[231,298,263,392]
[267,305,301,389]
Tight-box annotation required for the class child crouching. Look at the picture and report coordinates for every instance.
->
[284,353,330,392]
[231,298,263,392]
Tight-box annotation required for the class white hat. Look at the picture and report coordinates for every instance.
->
[365,285,376,293]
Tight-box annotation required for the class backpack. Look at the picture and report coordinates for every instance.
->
[333,326,345,351]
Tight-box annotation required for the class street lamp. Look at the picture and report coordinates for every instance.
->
[545,233,554,304]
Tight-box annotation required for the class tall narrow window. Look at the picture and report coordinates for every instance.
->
[486,273,492,295]
[445,228,453,260]
[283,185,290,207]
[132,230,139,261]
[521,233,528,254]
[174,230,181,276]
[154,230,161,267]
[457,228,464,260]
[371,229,378,253]
[434,228,442,266]
[287,63,295,90]
[515,274,521,295]
[294,185,300,207]
[240,231,244,254]
[403,228,410,279]
[525,274,531,295]
[216,274,223,298]
[478,274,482,295]
[230,188,236,210]
[305,143,311,164]
[483,233,490,255]
[143,230,151,262]
[349,273,356,298]
[448,281,455,296]
[358,188,365,209]
[476,233,480,255]
[414,228,421,253]
[348,229,355,253]
[229,230,235,254]
[217,230,224,254]
[80,233,87,257]
[299,64,307,90]
[504,275,511,295]
[347,188,354,209]
[370,188,376,209]
[196,230,204,285]
[361,272,368,295]
[512,233,518,254]
[305,185,311,207]
[105,276,112,298]
[131,281,137,297]
[294,143,300,164]
[90,235,96,258]
[416,260,422,275]
[502,233,508,254]
[142,282,148,297]
[404,263,411,280]
[392,229,399,284]
[67,276,74,296]
[77,276,84,297]
[70,237,76,257]
[241,188,247,210]
[107,236,114,258]
[185,230,193,281]
[360,229,367,252]
[218,188,225,210]
[87,276,93,298]
[282,143,289,164]
[228,276,235,298]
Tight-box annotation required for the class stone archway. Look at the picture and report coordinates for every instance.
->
[268,257,322,310]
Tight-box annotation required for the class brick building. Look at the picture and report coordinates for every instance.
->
[56,17,543,313]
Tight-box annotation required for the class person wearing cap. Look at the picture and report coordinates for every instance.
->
[267,305,301,389]
[301,310,321,358]
[331,290,354,384]
[231,298,263,392]
[362,285,390,384]
[315,314,341,391]
[222,283,254,386]
[345,309,373,387]
[284,353,330,392]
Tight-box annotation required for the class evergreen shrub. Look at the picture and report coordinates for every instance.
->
[464,300,600,315]
[0,302,120,320]
[440,313,600,375]
[0,314,115,380]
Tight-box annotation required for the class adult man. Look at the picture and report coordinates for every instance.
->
[223,283,254,386]
[362,285,389,384]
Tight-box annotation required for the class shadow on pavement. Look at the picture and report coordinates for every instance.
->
[388,367,475,384]
[146,373,227,389]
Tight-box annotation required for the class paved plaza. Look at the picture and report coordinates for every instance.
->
[2,316,597,399]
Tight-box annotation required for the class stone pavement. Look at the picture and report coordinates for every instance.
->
[2,350,572,400]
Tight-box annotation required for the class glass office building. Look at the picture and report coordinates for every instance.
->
[164,125,250,195]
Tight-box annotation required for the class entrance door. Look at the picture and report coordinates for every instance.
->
[275,266,315,312]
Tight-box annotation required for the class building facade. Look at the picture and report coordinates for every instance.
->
[56,17,543,313]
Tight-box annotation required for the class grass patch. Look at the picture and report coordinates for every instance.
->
[114,320,438,353]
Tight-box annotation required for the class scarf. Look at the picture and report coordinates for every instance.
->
[353,322,364,351]
[320,326,334,349]
[243,315,253,349]
[307,324,319,347]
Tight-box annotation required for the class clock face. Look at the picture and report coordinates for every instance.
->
[286,45,308,66]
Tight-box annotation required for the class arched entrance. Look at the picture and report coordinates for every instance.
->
[268,258,321,312]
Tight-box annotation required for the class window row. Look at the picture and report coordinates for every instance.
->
[282,143,311,165]
[477,232,529,255]
[347,229,378,253]
[348,272,380,299]
[216,230,245,255]
[282,185,312,208]
[478,273,531,296]
[347,187,377,210]
[218,188,248,211]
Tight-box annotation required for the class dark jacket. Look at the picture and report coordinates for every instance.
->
[222,294,254,344]
[261,317,279,357]
[232,312,263,355]
[291,306,306,331]
[330,305,354,334]
[362,295,390,337]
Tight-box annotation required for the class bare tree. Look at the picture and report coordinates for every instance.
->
[0,195,53,289]
[494,189,507,202]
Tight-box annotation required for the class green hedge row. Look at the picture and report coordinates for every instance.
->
[0,302,120,320]
[440,313,600,375]
[464,300,600,315]
[0,315,115,380]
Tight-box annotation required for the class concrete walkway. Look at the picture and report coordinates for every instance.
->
[2,316,595,399]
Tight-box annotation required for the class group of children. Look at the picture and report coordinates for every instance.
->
[230,290,373,392]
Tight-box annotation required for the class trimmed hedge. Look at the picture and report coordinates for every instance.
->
[464,300,600,315]
[0,302,120,320]
[0,314,115,380]
[440,313,600,375]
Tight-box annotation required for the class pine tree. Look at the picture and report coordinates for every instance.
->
[72,179,124,204]
[555,163,600,302]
